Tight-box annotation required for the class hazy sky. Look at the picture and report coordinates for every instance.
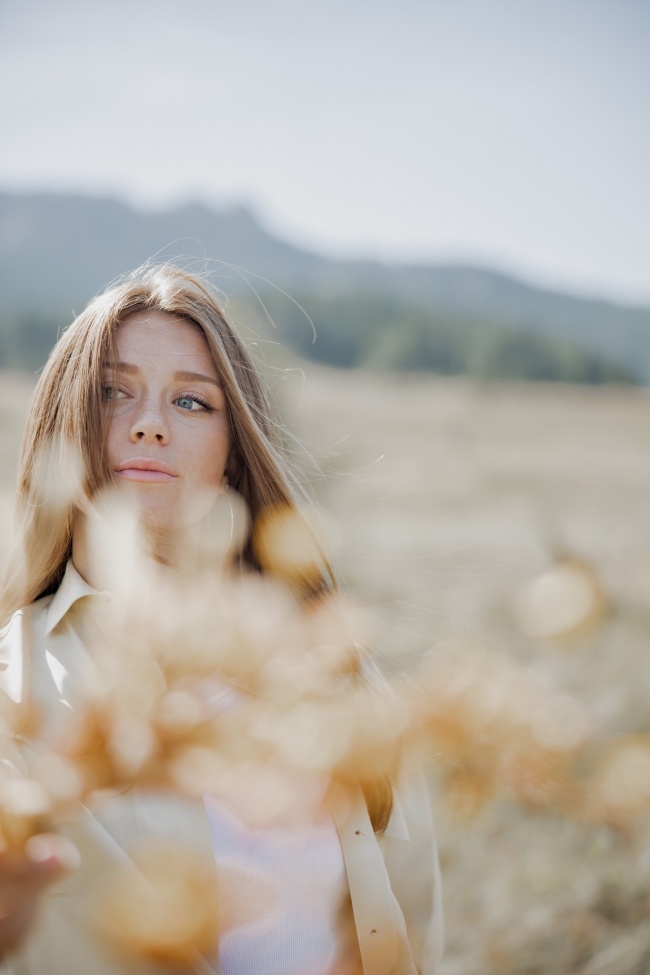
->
[1,0,648,303]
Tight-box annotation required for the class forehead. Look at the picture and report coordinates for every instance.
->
[109,310,218,375]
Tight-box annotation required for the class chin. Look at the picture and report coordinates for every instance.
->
[133,489,220,536]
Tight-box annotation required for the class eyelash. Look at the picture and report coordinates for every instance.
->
[176,392,213,412]
[101,385,213,413]
[102,384,125,401]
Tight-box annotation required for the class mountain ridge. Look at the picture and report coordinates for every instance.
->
[0,191,648,382]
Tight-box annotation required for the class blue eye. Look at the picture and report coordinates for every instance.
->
[177,394,210,412]
[102,384,125,401]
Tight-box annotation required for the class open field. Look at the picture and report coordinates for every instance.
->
[285,368,650,974]
[2,366,650,973]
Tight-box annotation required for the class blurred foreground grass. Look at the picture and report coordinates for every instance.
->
[2,366,650,974]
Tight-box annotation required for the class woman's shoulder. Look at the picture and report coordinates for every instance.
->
[0,560,84,651]
[0,594,53,643]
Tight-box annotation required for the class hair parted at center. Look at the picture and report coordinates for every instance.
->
[0,262,393,833]
[1,263,322,612]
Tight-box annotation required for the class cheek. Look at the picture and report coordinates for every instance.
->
[105,418,120,464]
[191,428,231,487]
[105,412,134,467]
[178,434,230,529]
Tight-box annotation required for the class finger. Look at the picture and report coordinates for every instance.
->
[24,834,80,876]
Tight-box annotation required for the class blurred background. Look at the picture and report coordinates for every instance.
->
[1,0,650,971]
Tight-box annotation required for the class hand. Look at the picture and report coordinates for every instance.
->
[0,834,79,956]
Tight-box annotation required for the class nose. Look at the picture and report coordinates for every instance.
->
[129,399,170,445]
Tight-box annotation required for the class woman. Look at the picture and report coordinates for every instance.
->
[0,264,443,974]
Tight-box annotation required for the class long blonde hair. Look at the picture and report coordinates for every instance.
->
[1,264,317,615]
[0,263,392,831]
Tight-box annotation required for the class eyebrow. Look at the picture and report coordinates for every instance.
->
[104,361,222,388]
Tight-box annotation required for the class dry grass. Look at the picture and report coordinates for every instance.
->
[2,366,650,973]
[281,367,650,974]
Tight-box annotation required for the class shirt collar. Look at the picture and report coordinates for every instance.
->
[44,560,103,635]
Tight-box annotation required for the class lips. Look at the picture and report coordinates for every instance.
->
[115,459,178,482]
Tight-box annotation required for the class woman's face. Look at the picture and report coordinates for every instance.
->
[102,310,231,531]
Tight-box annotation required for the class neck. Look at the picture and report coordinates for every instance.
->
[71,512,95,588]
[72,509,183,592]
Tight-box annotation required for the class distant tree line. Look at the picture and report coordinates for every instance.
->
[0,291,636,385]
[0,311,67,373]
[250,292,637,385]
[1,192,648,383]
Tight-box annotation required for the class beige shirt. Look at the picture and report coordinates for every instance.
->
[0,562,444,975]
